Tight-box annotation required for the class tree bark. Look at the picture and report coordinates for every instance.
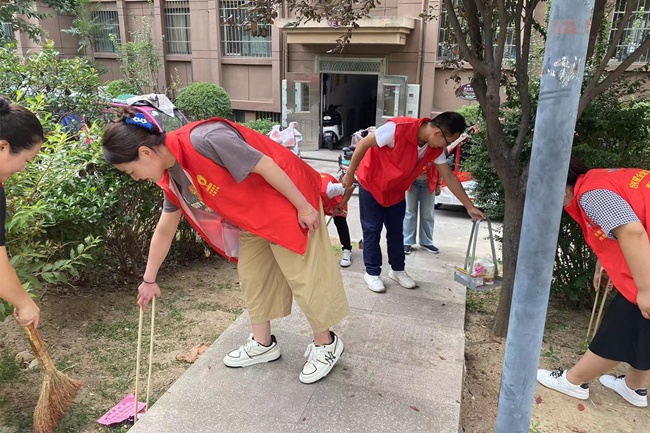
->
[491,177,526,338]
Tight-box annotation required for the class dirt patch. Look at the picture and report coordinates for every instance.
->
[460,289,650,433]
[0,256,243,433]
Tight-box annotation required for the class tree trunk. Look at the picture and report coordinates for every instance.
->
[491,178,526,338]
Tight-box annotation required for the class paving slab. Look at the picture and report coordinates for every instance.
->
[128,152,470,433]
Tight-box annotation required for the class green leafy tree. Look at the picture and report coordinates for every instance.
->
[61,0,108,57]
[0,0,76,43]
[112,16,161,94]
[0,40,106,120]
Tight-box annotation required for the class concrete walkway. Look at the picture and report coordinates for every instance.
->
[128,150,494,433]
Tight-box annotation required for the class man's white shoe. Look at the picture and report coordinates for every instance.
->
[364,273,385,293]
[299,332,344,384]
[536,369,590,400]
[599,375,648,407]
[340,249,352,267]
[388,270,417,289]
[223,334,281,367]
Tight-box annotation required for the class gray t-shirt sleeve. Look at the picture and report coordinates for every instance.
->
[163,191,180,213]
[190,122,264,183]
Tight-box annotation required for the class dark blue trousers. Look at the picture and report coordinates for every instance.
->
[359,185,406,276]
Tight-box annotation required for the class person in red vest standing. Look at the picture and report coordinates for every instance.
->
[319,172,355,267]
[102,112,349,384]
[537,158,650,407]
[341,112,484,293]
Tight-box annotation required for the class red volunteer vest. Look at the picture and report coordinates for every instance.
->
[426,164,440,194]
[158,117,321,256]
[320,173,346,217]
[565,168,650,303]
[357,117,443,206]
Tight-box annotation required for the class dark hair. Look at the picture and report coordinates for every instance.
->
[0,96,45,154]
[567,157,590,187]
[430,111,468,136]
[102,108,166,164]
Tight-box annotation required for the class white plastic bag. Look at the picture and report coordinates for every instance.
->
[269,122,303,148]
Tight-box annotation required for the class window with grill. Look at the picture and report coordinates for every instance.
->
[92,10,120,53]
[1,22,14,42]
[256,111,281,123]
[165,0,191,55]
[220,0,271,57]
[437,3,516,61]
[610,0,650,62]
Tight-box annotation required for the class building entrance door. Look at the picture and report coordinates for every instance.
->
[283,73,320,148]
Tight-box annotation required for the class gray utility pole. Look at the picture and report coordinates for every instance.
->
[494,1,595,432]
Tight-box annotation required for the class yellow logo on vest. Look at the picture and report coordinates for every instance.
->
[629,170,650,189]
[196,175,220,196]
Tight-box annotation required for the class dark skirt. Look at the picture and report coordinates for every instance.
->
[590,292,650,371]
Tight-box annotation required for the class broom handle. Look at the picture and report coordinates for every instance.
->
[145,297,156,412]
[23,324,56,372]
[587,287,600,340]
[595,284,609,331]
[134,306,145,423]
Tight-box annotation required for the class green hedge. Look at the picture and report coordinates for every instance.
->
[175,82,232,121]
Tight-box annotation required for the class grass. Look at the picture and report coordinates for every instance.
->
[0,349,20,384]
[529,420,542,433]
[465,289,499,314]
[85,319,139,341]
[540,345,561,364]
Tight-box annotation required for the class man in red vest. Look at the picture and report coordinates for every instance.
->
[341,112,484,293]
[537,159,650,407]
[102,114,349,384]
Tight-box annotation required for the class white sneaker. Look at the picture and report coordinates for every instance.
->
[299,332,344,384]
[388,269,417,289]
[223,334,281,367]
[364,273,385,293]
[536,369,589,400]
[599,375,648,407]
[340,249,352,267]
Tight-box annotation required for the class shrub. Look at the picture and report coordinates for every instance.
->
[0,40,106,122]
[106,80,139,98]
[241,118,276,135]
[175,82,232,121]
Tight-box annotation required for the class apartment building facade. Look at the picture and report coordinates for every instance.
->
[8,1,648,150]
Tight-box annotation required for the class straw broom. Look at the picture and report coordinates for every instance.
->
[24,324,83,433]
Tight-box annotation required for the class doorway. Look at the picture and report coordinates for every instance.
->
[321,73,378,149]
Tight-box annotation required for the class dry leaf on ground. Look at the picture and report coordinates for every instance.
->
[176,343,209,363]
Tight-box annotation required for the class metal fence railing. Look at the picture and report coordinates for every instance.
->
[92,10,120,53]
[220,0,271,57]
[165,0,192,55]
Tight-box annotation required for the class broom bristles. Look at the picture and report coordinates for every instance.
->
[32,370,83,433]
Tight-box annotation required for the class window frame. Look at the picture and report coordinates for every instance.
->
[164,0,192,55]
[219,0,272,58]
[92,10,121,54]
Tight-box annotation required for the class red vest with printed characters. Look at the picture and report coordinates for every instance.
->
[357,117,443,206]
[159,117,321,255]
[425,164,440,194]
[320,173,346,217]
[565,168,650,303]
